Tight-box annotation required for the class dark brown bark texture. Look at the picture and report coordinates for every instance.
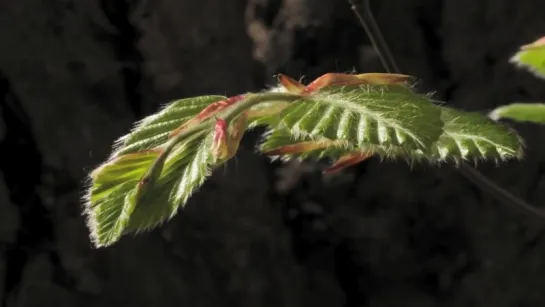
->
[1,0,545,306]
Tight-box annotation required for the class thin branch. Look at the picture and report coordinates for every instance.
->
[349,0,545,219]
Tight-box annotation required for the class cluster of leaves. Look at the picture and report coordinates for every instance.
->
[490,36,545,124]
[84,71,524,248]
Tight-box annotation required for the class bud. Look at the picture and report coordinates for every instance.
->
[278,74,306,94]
[302,73,411,94]
[211,113,249,161]
[323,152,371,174]
[277,72,411,96]
[228,113,248,153]
[212,117,230,160]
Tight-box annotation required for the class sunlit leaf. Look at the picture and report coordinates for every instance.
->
[489,102,545,124]
[510,36,545,79]
[273,84,444,151]
[86,129,231,247]
[112,95,226,157]
[83,71,528,249]
[85,150,161,247]
[125,134,216,234]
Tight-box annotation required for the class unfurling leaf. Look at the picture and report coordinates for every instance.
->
[489,103,545,124]
[273,84,444,151]
[112,95,226,157]
[510,36,545,79]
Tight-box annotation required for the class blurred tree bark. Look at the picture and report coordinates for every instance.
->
[1,0,545,306]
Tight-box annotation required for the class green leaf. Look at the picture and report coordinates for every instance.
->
[125,134,216,233]
[259,106,524,166]
[489,103,545,124]
[509,37,545,79]
[85,131,219,248]
[85,150,160,247]
[112,95,226,157]
[429,107,524,162]
[273,84,444,152]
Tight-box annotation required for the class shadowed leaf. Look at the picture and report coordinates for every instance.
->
[489,103,545,124]
[86,111,250,247]
[430,107,524,162]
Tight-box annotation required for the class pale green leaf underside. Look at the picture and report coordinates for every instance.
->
[510,46,545,79]
[275,84,444,151]
[489,103,545,124]
[85,133,217,247]
[112,95,226,157]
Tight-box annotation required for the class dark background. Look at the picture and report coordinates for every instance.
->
[2,0,545,306]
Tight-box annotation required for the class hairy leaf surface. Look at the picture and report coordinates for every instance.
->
[85,150,160,247]
[489,102,545,124]
[429,107,523,162]
[112,95,226,157]
[126,134,215,233]
[259,106,524,166]
[274,84,444,151]
[85,132,219,247]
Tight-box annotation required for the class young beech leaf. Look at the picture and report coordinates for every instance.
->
[429,107,524,162]
[111,95,226,157]
[125,134,216,234]
[85,110,250,247]
[489,103,545,124]
[258,105,524,170]
[85,150,161,247]
[509,36,545,79]
[247,72,413,129]
[274,84,444,151]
